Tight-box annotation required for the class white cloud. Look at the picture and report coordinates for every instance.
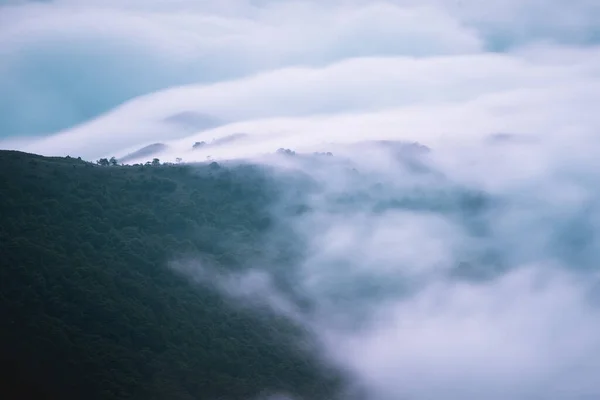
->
[167,133,600,399]
[247,137,600,399]
[7,45,600,160]
[5,0,599,140]
[323,266,600,400]
[0,0,481,138]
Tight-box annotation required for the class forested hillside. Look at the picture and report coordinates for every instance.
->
[0,150,344,400]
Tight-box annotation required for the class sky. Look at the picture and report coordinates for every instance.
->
[3,1,600,399]
[1,0,600,160]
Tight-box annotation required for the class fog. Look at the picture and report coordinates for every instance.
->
[3,0,600,399]
[169,140,600,399]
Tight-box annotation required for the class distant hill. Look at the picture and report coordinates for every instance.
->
[117,142,168,163]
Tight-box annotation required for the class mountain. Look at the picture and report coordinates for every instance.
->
[0,150,345,400]
[117,143,168,164]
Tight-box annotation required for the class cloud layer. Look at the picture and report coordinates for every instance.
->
[172,143,600,399]
[2,0,600,151]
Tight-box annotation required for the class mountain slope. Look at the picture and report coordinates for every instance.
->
[0,150,344,400]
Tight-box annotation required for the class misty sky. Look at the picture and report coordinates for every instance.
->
[3,1,600,399]
[1,0,599,160]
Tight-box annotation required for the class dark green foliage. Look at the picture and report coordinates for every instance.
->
[0,151,343,400]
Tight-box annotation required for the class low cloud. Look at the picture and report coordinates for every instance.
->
[6,46,600,160]
[325,266,600,400]
[172,135,600,399]
[2,0,600,143]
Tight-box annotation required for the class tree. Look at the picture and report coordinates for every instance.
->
[96,158,109,166]
[109,157,118,166]
[152,158,160,166]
